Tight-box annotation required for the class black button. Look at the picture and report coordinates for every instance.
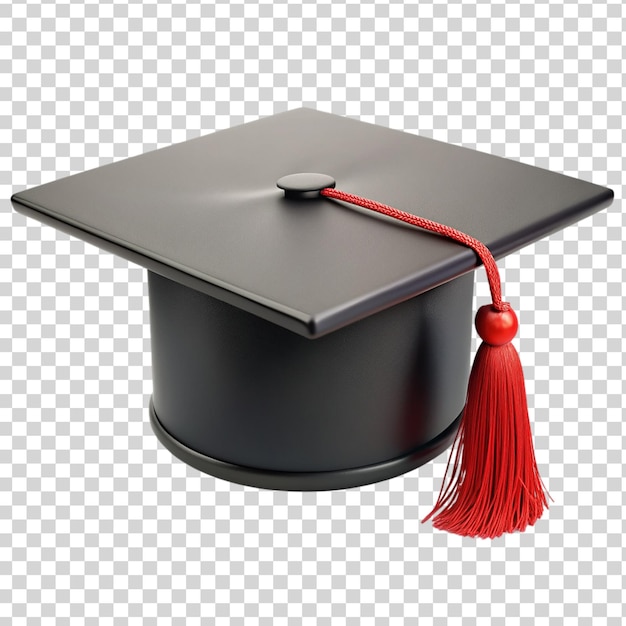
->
[276,173,336,199]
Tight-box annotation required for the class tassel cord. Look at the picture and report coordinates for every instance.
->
[320,187,509,312]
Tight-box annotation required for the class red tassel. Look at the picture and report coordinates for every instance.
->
[318,187,550,538]
[422,305,549,538]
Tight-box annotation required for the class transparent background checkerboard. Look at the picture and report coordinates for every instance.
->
[2,0,625,624]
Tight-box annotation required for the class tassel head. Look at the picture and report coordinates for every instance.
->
[475,304,518,346]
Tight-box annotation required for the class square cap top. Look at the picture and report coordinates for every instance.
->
[12,108,613,337]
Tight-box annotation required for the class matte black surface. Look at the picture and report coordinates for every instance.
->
[11,108,614,337]
[150,400,463,491]
[148,270,473,485]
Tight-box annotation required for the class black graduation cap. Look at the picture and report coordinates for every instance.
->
[11,109,613,536]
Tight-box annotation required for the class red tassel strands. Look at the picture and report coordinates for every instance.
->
[423,306,549,538]
[320,187,549,538]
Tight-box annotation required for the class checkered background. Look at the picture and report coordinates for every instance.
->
[2,0,625,624]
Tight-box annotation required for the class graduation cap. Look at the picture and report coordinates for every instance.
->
[11,108,613,538]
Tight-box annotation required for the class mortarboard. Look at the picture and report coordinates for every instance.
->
[11,108,613,537]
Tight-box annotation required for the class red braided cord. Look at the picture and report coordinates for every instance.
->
[320,187,508,312]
